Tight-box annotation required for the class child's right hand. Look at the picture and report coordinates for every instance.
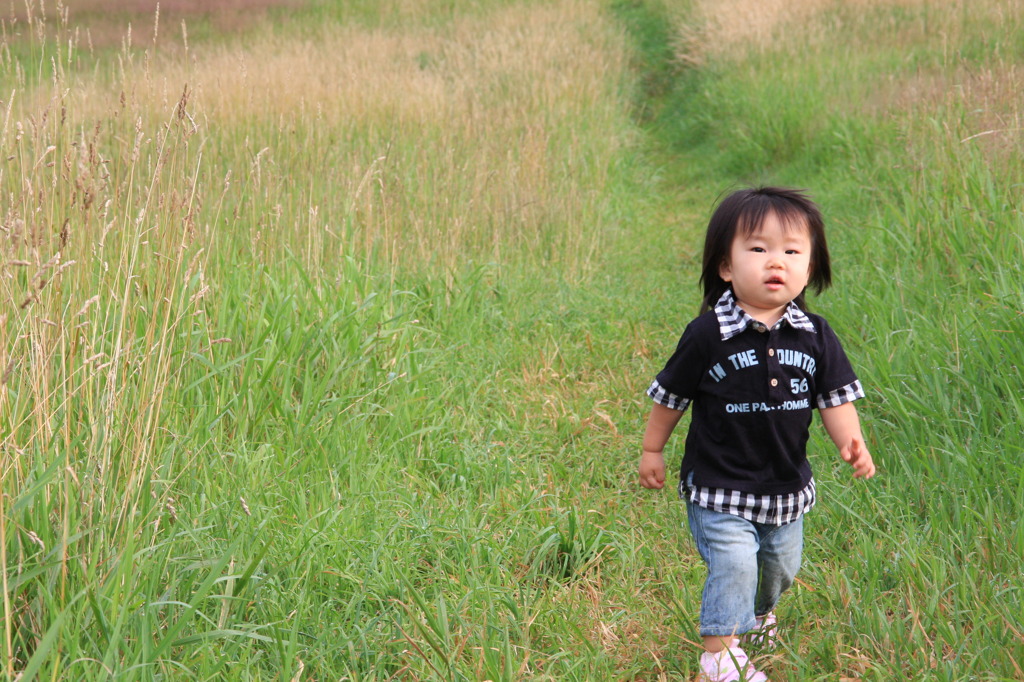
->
[639,450,667,489]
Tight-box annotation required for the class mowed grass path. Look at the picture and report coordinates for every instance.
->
[2,0,1023,679]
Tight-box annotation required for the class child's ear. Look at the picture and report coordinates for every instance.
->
[718,259,732,282]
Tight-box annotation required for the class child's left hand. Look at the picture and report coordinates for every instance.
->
[840,438,876,479]
[821,403,876,480]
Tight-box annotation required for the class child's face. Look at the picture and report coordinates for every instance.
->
[719,212,813,323]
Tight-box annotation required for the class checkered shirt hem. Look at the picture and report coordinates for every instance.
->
[681,476,816,525]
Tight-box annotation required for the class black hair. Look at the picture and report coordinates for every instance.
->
[698,186,832,312]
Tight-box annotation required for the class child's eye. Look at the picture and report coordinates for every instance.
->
[786,249,800,255]
[751,247,766,253]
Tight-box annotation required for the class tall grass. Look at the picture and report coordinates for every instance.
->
[2,0,1023,679]
[1,1,641,678]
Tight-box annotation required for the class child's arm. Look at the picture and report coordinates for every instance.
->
[820,402,876,479]
[639,402,684,489]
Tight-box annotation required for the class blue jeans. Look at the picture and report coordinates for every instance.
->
[686,500,804,638]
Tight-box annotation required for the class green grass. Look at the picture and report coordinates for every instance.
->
[2,0,1023,679]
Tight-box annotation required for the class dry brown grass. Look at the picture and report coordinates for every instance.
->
[1,0,631,415]
[5,0,628,276]
[676,0,1016,64]
[673,0,1023,167]
[75,1,617,130]
[895,60,1024,172]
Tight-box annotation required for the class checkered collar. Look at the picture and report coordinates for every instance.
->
[714,289,817,340]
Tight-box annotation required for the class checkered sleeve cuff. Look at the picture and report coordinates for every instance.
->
[816,380,865,409]
[647,379,691,411]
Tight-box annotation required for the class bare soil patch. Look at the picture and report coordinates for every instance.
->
[6,0,307,48]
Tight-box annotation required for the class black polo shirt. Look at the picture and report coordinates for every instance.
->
[649,290,863,497]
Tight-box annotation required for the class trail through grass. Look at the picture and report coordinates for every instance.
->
[1,0,1022,679]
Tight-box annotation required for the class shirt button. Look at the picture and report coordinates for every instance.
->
[768,348,775,357]
[770,378,778,387]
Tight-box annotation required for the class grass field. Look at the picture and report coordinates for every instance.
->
[1,0,1022,679]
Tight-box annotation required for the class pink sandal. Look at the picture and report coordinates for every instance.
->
[698,643,768,682]
[741,612,778,650]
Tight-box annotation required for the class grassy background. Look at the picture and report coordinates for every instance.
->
[1,0,1022,679]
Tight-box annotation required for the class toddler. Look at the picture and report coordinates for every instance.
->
[639,187,876,681]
